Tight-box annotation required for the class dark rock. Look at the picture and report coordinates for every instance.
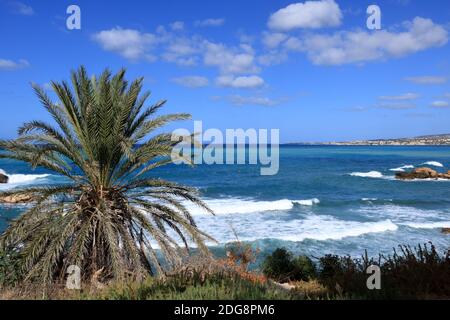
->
[442,228,450,235]
[0,173,8,184]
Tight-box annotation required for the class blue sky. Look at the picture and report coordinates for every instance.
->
[1,0,450,142]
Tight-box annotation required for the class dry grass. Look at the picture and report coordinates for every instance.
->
[291,279,329,298]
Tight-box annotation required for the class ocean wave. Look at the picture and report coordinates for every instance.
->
[273,218,398,242]
[154,216,399,248]
[184,198,320,215]
[421,161,444,167]
[6,174,50,184]
[357,204,450,226]
[0,169,50,190]
[195,216,399,244]
[402,221,450,229]
[293,198,320,206]
[350,171,384,178]
[389,165,414,172]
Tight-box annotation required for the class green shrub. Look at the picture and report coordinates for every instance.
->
[262,248,295,282]
[317,254,368,297]
[292,255,317,281]
[262,249,317,282]
[316,244,450,299]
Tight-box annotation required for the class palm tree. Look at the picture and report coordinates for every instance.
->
[0,66,214,285]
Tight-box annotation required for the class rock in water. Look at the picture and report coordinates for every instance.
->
[0,194,33,204]
[395,167,450,180]
[414,167,439,177]
[442,228,450,235]
[0,173,8,183]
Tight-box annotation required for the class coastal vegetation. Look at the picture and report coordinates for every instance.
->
[262,243,450,299]
[1,242,448,299]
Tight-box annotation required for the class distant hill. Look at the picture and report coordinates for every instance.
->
[289,134,450,146]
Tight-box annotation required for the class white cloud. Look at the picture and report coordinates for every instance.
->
[431,100,450,108]
[292,17,448,65]
[170,21,185,31]
[162,37,201,66]
[258,51,288,66]
[227,95,281,106]
[347,106,369,112]
[8,1,34,15]
[194,18,225,27]
[172,76,209,88]
[262,32,288,48]
[284,37,303,51]
[92,27,157,60]
[216,75,264,89]
[203,41,260,75]
[0,58,29,70]
[378,102,416,110]
[268,0,342,31]
[379,93,419,101]
[92,27,261,80]
[404,76,448,84]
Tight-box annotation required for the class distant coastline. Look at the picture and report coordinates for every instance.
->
[287,134,450,146]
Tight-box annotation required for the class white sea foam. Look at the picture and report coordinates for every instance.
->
[150,214,400,248]
[398,178,450,182]
[361,198,378,201]
[0,169,50,190]
[389,165,414,172]
[421,161,444,167]
[356,204,450,229]
[7,174,50,184]
[182,198,320,216]
[273,218,398,242]
[402,221,450,229]
[190,215,399,245]
[350,171,384,178]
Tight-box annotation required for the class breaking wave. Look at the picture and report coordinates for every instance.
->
[350,171,384,178]
[389,165,414,172]
[0,169,50,190]
[421,161,444,167]
[184,198,320,215]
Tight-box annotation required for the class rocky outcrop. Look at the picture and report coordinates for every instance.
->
[395,167,450,180]
[0,173,8,184]
[0,194,33,204]
[442,228,450,235]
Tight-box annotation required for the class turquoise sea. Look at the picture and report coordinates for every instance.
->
[1,146,450,261]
